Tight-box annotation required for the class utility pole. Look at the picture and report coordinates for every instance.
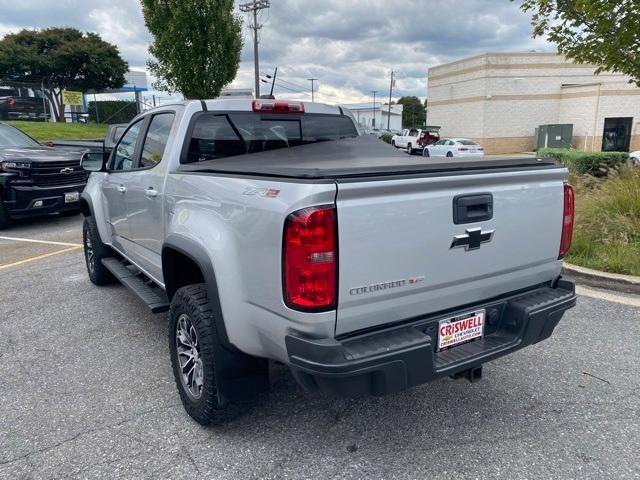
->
[308,78,318,102]
[239,0,270,99]
[387,71,394,130]
[371,90,378,128]
[270,67,278,97]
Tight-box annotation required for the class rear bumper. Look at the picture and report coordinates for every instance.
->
[286,277,576,397]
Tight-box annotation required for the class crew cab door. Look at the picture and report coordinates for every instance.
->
[101,119,145,250]
[124,111,176,280]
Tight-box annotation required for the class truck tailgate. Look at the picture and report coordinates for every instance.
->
[335,167,567,336]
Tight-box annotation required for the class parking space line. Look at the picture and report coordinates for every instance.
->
[0,235,82,247]
[0,246,83,270]
[576,285,640,308]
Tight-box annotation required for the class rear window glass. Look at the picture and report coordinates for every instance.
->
[184,112,358,163]
[457,139,478,146]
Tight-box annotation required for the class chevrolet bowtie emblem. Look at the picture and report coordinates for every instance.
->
[450,228,495,251]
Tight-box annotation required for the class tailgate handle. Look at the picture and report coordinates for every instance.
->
[453,193,493,224]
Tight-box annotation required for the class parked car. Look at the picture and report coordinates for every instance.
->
[51,123,127,154]
[0,122,88,229]
[424,138,484,158]
[0,86,47,121]
[630,151,640,166]
[79,98,576,425]
[392,126,441,154]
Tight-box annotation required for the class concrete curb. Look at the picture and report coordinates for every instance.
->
[562,263,640,295]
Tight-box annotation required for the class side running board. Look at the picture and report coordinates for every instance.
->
[101,257,170,313]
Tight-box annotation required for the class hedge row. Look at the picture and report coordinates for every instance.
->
[538,148,629,176]
[88,100,138,124]
[380,132,394,144]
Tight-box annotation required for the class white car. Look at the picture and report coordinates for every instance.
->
[423,138,484,158]
[630,151,640,166]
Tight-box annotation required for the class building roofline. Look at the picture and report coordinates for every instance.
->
[429,51,561,73]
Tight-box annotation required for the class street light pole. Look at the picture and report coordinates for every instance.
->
[387,70,394,130]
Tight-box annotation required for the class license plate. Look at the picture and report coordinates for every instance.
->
[64,191,79,203]
[437,309,485,351]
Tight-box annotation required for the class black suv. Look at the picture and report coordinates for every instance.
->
[0,122,88,229]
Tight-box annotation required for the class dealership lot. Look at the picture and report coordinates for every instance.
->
[1,216,639,480]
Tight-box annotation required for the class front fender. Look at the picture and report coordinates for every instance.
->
[80,173,110,245]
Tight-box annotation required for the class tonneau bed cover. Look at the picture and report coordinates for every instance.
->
[178,135,558,180]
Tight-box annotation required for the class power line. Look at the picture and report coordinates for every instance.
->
[260,72,365,104]
[239,0,270,98]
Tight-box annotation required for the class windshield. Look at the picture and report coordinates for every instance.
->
[457,139,478,146]
[0,124,39,148]
[185,112,358,163]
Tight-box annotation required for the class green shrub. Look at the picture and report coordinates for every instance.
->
[380,132,394,144]
[538,148,629,176]
[567,166,640,275]
[88,101,138,124]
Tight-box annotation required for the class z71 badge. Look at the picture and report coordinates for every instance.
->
[242,187,281,198]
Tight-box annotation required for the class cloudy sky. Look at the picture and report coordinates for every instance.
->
[0,0,553,103]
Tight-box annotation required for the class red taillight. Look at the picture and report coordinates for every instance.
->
[253,100,304,114]
[458,147,469,151]
[559,184,574,259]
[283,206,337,311]
[7,97,16,109]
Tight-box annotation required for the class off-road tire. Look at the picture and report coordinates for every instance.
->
[0,194,10,230]
[83,216,115,285]
[169,284,227,425]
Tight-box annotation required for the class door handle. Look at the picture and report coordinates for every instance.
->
[453,193,493,224]
[117,185,127,194]
[144,187,158,198]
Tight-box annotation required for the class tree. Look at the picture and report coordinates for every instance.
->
[397,96,426,128]
[517,0,640,86]
[0,28,128,122]
[142,0,243,99]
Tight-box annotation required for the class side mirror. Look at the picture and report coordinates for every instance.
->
[81,151,107,172]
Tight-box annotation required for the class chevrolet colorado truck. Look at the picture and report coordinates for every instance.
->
[79,99,577,425]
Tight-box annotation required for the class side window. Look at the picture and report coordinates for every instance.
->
[409,129,418,137]
[140,113,175,168]
[112,121,143,171]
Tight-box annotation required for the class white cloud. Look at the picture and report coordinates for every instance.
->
[0,0,554,102]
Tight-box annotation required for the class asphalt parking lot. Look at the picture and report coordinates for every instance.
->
[1,214,639,480]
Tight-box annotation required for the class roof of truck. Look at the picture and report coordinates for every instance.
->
[179,135,560,180]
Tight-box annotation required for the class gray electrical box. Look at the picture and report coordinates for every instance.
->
[535,124,573,150]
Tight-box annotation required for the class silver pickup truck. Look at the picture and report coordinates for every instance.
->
[79,98,577,425]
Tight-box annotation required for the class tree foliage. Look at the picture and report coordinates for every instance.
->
[0,28,128,122]
[141,0,243,99]
[397,96,426,128]
[518,0,640,85]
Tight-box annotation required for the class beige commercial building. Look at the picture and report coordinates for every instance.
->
[427,52,640,154]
